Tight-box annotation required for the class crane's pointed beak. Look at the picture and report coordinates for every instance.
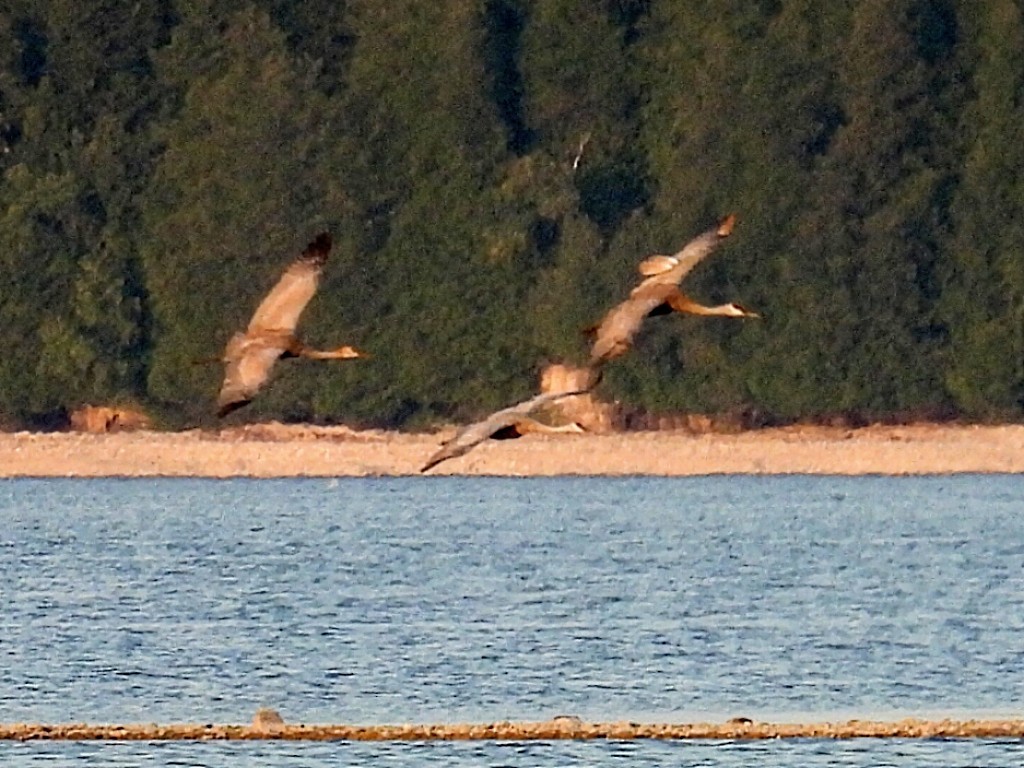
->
[336,345,369,359]
[732,302,760,319]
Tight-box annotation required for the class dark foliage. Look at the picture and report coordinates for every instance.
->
[1,0,1023,428]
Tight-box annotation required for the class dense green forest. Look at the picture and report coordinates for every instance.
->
[2,0,1023,429]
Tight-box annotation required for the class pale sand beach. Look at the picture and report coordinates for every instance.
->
[1,422,1022,477]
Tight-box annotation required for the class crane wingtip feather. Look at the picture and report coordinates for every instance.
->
[303,232,332,264]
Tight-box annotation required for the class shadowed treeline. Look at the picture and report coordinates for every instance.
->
[2,0,1024,430]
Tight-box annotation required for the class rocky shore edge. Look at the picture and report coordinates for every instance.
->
[2,717,1023,741]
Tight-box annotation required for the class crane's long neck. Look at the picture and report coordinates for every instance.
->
[667,291,753,317]
[299,344,363,360]
[684,301,742,316]
[300,347,336,359]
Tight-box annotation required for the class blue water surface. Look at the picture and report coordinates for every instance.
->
[1,475,1022,765]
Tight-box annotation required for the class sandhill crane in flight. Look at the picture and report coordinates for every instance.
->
[421,390,590,473]
[587,214,758,367]
[216,233,366,417]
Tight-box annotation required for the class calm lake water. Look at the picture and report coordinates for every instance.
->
[1,475,1022,766]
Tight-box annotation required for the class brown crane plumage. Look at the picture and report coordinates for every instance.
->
[216,233,365,417]
[420,390,590,473]
[587,214,758,367]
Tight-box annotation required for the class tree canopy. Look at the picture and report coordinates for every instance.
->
[2,0,1024,428]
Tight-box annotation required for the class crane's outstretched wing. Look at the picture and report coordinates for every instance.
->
[588,215,735,365]
[587,282,676,365]
[421,389,590,473]
[631,213,735,290]
[216,333,291,417]
[247,233,332,336]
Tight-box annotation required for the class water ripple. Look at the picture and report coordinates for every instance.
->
[1,475,1022,765]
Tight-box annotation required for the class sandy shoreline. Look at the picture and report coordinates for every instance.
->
[3,716,1024,740]
[1,422,1023,477]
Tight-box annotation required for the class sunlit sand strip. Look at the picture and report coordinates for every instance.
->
[3,423,1024,476]
[2,718,1024,740]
